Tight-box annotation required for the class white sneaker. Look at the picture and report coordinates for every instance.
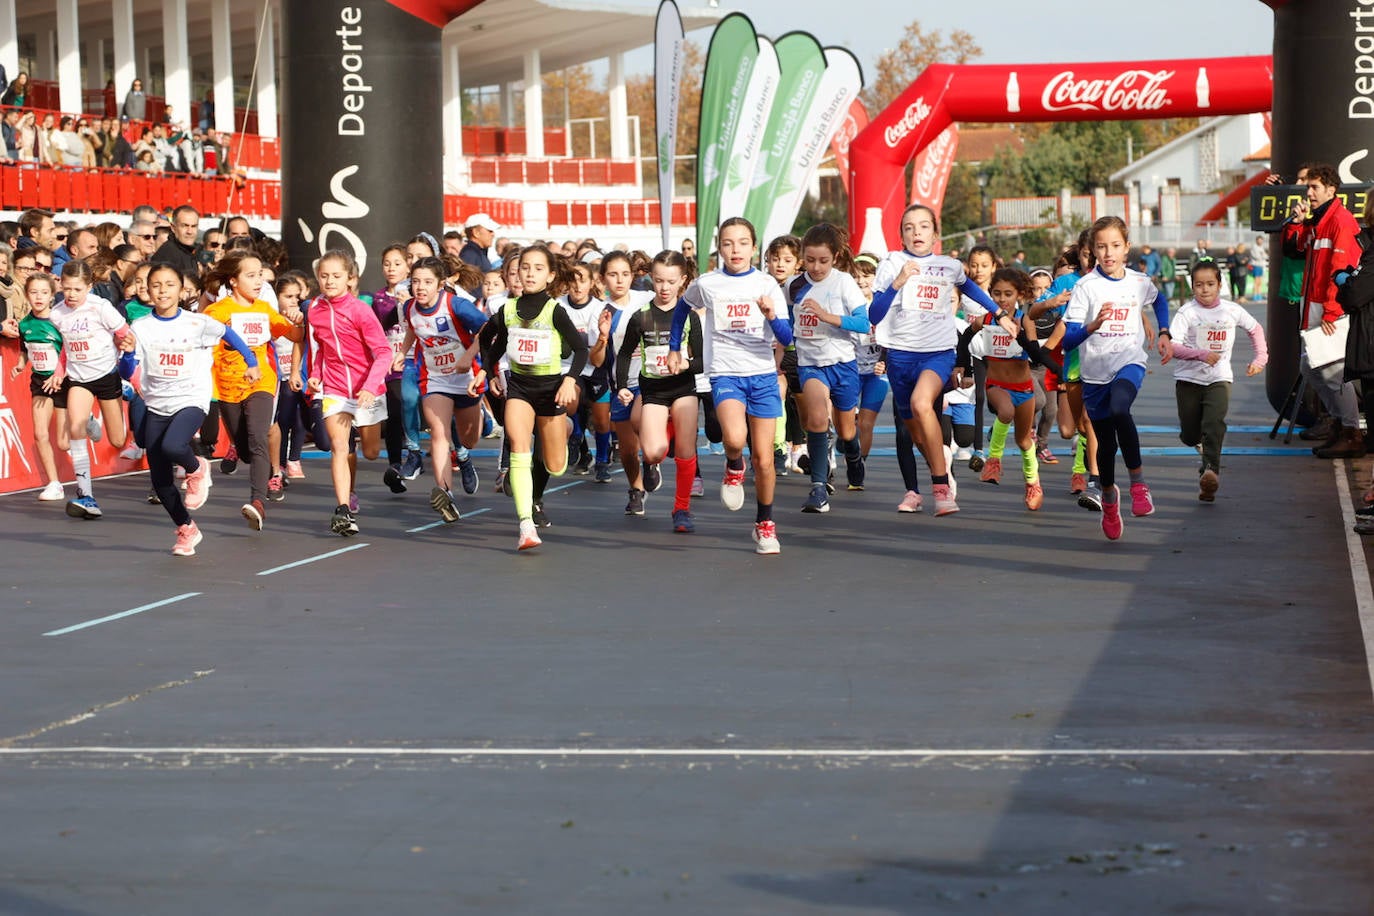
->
[752,520,781,555]
[954,445,972,462]
[37,480,65,501]
[86,413,104,442]
[119,445,145,461]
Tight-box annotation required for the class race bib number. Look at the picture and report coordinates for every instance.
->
[1205,327,1228,352]
[714,299,764,335]
[644,344,670,376]
[507,326,553,366]
[1098,304,1132,335]
[989,331,1017,359]
[27,342,56,373]
[151,349,187,379]
[796,311,822,338]
[231,313,270,348]
[426,340,464,374]
[904,282,942,313]
[388,324,407,359]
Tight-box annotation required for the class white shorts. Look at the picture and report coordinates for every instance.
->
[320,392,388,427]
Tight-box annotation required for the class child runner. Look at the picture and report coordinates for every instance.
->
[373,243,422,492]
[766,235,804,475]
[668,216,793,553]
[122,264,259,555]
[394,256,489,523]
[789,223,870,513]
[49,260,133,519]
[1061,216,1173,540]
[1027,267,1060,465]
[850,253,889,464]
[599,250,655,512]
[1163,260,1267,501]
[273,270,313,480]
[10,272,69,501]
[867,204,1014,516]
[559,261,606,477]
[305,250,392,536]
[475,244,589,549]
[962,244,1000,471]
[615,250,701,531]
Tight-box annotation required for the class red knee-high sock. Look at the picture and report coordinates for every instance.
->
[674,454,697,511]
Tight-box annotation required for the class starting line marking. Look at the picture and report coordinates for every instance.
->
[44,592,203,637]
[256,543,371,577]
[2,745,1374,759]
[1333,460,1374,700]
[406,507,490,533]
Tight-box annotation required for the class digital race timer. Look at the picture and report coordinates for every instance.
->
[1250,183,1371,232]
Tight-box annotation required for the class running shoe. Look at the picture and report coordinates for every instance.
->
[1356,503,1374,519]
[65,495,102,519]
[458,457,479,495]
[1198,469,1220,503]
[802,483,830,514]
[147,489,161,504]
[672,509,695,533]
[38,480,64,501]
[752,520,781,555]
[495,468,509,494]
[897,490,923,513]
[796,452,811,475]
[932,483,959,517]
[708,441,725,456]
[967,450,985,472]
[400,450,424,480]
[643,462,663,493]
[1037,445,1059,465]
[625,488,646,516]
[267,473,286,501]
[485,422,504,440]
[1101,487,1124,540]
[774,448,789,476]
[954,446,972,462]
[330,504,359,537]
[285,459,305,479]
[1130,482,1155,517]
[183,457,212,510]
[1025,481,1044,511]
[86,412,103,442]
[593,462,612,484]
[720,466,746,512]
[517,518,542,550]
[119,444,145,461]
[220,444,239,475]
[1069,472,1087,495]
[690,475,705,498]
[242,499,265,531]
[348,492,360,513]
[430,486,461,523]
[172,521,202,557]
[574,445,593,476]
[532,501,552,528]
[846,456,866,491]
[980,456,1002,485]
[384,464,408,494]
[1078,480,1103,512]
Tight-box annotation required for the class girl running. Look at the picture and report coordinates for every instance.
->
[598,250,654,513]
[1062,216,1173,540]
[615,250,701,532]
[559,260,607,477]
[373,243,423,493]
[790,223,870,514]
[850,253,889,463]
[122,264,259,556]
[49,260,133,519]
[203,250,303,530]
[867,204,1013,517]
[767,235,804,474]
[393,256,489,523]
[10,272,69,501]
[304,250,392,537]
[273,271,313,480]
[1163,260,1267,501]
[962,244,1000,471]
[476,244,589,549]
[667,216,793,554]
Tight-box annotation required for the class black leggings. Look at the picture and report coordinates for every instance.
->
[971,359,987,451]
[1091,378,1142,490]
[275,381,307,463]
[141,407,204,527]
[384,377,406,465]
[892,395,920,493]
[697,392,722,444]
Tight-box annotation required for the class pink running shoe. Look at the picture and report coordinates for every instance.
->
[980,457,1002,485]
[1024,481,1044,511]
[348,492,360,513]
[1102,487,1124,540]
[172,521,202,557]
[897,490,923,513]
[1130,482,1155,517]
[183,457,212,510]
[1069,472,1087,495]
[285,459,305,479]
[932,483,959,517]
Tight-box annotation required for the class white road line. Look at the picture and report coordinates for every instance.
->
[2,746,1373,759]
[543,479,587,495]
[406,507,490,533]
[1333,460,1374,700]
[43,593,203,636]
[256,543,371,576]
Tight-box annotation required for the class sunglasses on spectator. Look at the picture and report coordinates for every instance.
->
[205,242,222,249]
[134,233,156,240]
[54,234,68,242]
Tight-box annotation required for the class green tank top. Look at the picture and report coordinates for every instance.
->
[18,313,63,378]
[503,297,563,376]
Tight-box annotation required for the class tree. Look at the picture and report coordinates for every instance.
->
[861,20,982,116]
[542,64,614,157]
[625,41,704,189]
[1016,121,1146,195]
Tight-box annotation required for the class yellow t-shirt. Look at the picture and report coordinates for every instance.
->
[203,297,296,403]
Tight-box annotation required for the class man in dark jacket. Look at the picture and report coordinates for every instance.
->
[459,213,497,273]
[150,205,202,277]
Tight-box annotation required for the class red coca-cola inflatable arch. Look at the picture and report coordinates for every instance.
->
[847,57,1274,251]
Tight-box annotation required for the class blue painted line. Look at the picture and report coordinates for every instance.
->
[256,543,370,577]
[45,592,203,636]
[406,506,490,533]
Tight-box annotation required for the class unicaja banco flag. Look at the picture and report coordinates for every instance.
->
[695,14,763,261]
[654,1,685,251]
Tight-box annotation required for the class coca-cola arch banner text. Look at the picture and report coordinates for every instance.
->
[848,57,1273,252]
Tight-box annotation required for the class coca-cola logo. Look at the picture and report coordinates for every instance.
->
[833,114,859,156]
[915,128,957,199]
[1040,69,1174,113]
[883,97,932,148]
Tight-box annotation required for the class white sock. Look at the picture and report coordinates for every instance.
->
[70,439,91,497]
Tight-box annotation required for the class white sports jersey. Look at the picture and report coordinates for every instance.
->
[873,251,985,352]
[405,291,483,395]
[1064,267,1157,385]
[558,295,605,377]
[130,310,226,415]
[854,327,882,375]
[1170,299,1261,385]
[969,318,1025,361]
[50,294,126,382]
[682,269,789,377]
[789,270,867,368]
[609,290,654,382]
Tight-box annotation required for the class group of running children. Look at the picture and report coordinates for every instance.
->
[6,208,1268,556]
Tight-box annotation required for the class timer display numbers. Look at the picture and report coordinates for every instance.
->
[1249,184,1371,233]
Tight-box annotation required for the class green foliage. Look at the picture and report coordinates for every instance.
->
[1016,122,1146,195]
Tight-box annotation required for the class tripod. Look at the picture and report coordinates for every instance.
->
[1269,371,1308,443]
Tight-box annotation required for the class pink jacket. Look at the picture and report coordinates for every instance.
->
[307,293,391,398]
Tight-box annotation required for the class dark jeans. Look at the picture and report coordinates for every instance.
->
[219,391,275,502]
[140,407,204,527]
[1176,380,1230,473]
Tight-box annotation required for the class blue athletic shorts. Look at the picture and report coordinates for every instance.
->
[987,382,1035,408]
[798,360,861,412]
[944,402,975,426]
[610,387,639,423]
[858,372,890,413]
[886,349,957,420]
[711,372,783,418]
[1081,365,1145,421]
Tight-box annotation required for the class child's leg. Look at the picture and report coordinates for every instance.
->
[1176,381,1204,451]
[98,396,128,449]
[1014,397,1038,483]
[65,387,96,497]
[325,414,355,505]
[31,397,60,485]
[358,422,382,461]
[897,398,922,493]
[801,379,831,487]
[671,397,699,512]
[749,413,777,521]
[1198,381,1230,474]
[424,397,455,491]
[985,388,1013,460]
[384,377,405,466]
[639,403,671,465]
[1110,380,1143,475]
